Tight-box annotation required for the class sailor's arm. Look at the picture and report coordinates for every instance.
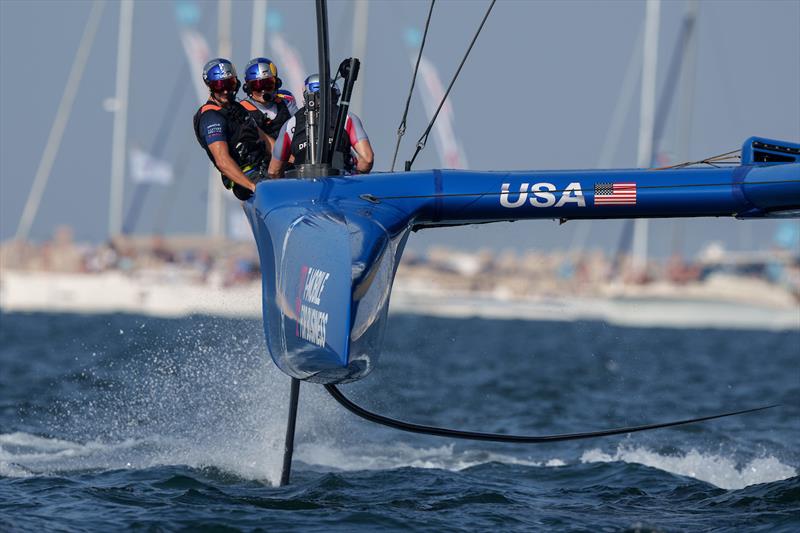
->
[346,113,373,174]
[268,122,292,179]
[268,157,285,179]
[208,141,256,192]
[353,139,374,174]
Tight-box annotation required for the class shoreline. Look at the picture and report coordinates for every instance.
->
[2,270,797,331]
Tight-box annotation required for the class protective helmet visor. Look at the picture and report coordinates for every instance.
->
[305,80,320,94]
[248,77,276,93]
[207,77,238,93]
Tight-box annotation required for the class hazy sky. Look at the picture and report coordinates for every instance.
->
[1,0,798,257]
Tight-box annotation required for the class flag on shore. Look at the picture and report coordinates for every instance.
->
[129,147,173,185]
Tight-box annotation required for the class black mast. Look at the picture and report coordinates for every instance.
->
[315,0,332,166]
[290,0,335,179]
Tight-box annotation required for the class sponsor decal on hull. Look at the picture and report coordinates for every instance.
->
[295,266,331,348]
[500,182,586,208]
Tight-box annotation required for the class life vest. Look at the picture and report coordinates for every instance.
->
[193,100,266,171]
[241,96,292,139]
[290,106,353,171]
[193,100,266,198]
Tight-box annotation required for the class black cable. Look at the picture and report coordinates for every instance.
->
[362,179,800,203]
[390,0,436,172]
[405,0,496,171]
[325,384,777,443]
[655,149,741,170]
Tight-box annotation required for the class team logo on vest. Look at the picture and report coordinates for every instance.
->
[297,136,336,154]
[295,266,330,347]
[500,182,586,208]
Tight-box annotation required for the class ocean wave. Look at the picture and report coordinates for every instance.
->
[1,432,553,482]
[7,429,794,493]
[580,444,797,490]
[0,432,150,477]
[295,441,555,472]
[0,431,283,484]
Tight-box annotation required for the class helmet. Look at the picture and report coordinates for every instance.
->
[243,57,282,96]
[303,74,321,95]
[303,74,340,102]
[202,58,239,94]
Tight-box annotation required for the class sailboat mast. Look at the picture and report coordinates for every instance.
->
[637,0,660,168]
[632,0,660,275]
[207,0,232,238]
[251,0,267,58]
[108,0,135,238]
[315,0,332,165]
[675,0,698,163]
[350,0,369,116]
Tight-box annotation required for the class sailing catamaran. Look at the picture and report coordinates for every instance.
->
[240,0,799,484]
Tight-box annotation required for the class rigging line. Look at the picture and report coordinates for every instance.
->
[365,179,800,202]
[669,159,742,169]
[405,0,497,171]
[390,0,436,172]
[652,150,742,170]
[326,385,777,443]
[653,148,742,165]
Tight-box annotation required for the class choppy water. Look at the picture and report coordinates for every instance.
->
[1,312,798,531]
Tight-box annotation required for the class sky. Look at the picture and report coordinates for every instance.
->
[1,0,798,257]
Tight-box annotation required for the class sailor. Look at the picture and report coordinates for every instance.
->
[193,58,269,201]
[240,57,299,140]
[268,74,374,178]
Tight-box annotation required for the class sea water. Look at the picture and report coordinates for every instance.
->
[0,312,798,531]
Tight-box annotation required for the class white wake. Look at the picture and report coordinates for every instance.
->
[580,444,796,490]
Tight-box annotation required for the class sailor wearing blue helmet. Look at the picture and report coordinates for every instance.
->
[240,57,298,141]
[192,58,271,200]
[268,74,374,178]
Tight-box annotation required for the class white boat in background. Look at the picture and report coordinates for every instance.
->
[2,267,797,331]
[0,269,260,319]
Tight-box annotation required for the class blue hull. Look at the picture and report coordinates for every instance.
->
[244,137,800,384]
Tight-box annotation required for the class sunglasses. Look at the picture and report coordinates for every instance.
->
[207,77,238,93]
[248,77,276,93]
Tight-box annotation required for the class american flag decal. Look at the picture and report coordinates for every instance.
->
[594,182,637,205]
